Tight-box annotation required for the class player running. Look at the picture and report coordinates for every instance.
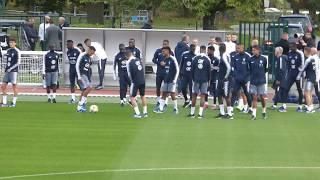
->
[113,44,131,106]
[76,46,96,112]
[188,46,211,118]
[43,44,60,103]
[66,40,81,103]
[1,38,20,107]
[126,47,148,118]
[249,45,268,120]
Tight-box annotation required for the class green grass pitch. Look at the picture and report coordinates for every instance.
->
[1,100,320,179]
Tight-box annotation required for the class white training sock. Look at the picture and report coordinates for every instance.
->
[3,95,7,105]
[159,99,165,111]
[79,97,87,105]
[227,106,232,116]
[12,96,17,104]
[71,93,76,100]
[244,104,248,110]
[165,97,169,105]
[47,94,51,99]
[156,96,161,103]
[199,107,204,116]
[143,106,147,114]
[262,107,266,113]
[191,106,195,115]
[134,106,140,115]
[252,108,257,117]
[283,104,287,109]
[219,104,225,115]
[239,98,244,106]
[53,93,56,99]
[173,99,178,109]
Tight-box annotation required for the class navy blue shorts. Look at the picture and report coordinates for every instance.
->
[69,68,77,88]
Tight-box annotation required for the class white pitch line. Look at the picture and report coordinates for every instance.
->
[1,166,320,179]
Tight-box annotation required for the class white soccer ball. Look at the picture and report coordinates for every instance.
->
[89,105,99,113]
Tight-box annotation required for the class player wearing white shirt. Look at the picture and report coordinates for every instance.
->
[224,34,236,55]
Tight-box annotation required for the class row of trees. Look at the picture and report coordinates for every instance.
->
[14,0,320,30]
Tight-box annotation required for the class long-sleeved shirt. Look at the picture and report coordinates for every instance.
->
[152,48,174,77]
[287,50,304,77]
[4,47,21,72]
[174,41,189,64]
[127,46,141,59]
[67,47,81,70]
[43,50,59,74]
[76,53,92,78]
[232,52,251,82]
[180,51,196,77]
[91,42,108,68]
[38,23,50,41]
[274,55,288,82]
[191,53,211,83]
[163,55,179,83]
[249,54,268,86]
[298,55,318,83]
[127,56,145,85]
[113,52,128,76]
[217,53,231,80]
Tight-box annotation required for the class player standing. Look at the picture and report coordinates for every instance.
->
[206,46,219,109]
[128,38,141,59]
[249,45,268,120]
[215,43,232,119]
[126,47,148,118]
[1,38,20,107]
[188,46,211,118]
[43,45,60,103]
[180,44,196,108]
[76,46,96,112]
[113,44,131,106]
[66,40,81,103]
[155,47,180,114]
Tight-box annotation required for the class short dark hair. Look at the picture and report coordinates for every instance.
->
[88,46,96,51]
[208,46,215,51]
[67,40,73,43]
[119,43,125,49]
[161,46,171,52]
[84,38,91,44]
[215,37,222,43]
[9,38,16,42]
[163,39,169,43]
[190,44,196,49]
[252,45,260,50]
[200,45,207,51]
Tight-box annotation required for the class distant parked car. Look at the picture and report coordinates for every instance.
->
[278,14,316,33]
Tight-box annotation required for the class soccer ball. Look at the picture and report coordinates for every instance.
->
[89,105,99,113]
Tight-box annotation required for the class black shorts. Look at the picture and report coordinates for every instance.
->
[233,80,248,93]
[156,75,165,90]
[69,68,77,88]
[209,80,217,96]
[130,83,145,97]
[216,80,231,97]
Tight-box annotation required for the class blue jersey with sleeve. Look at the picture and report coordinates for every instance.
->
[44,50,59,73]
[76,53,92,78]
[127,57,145,85]
[180,51,196,77]
[218,53,231,80]
[67,47,81,69]
[287,50,303,77]
[301,56,317,83]
[249,55,268,85]
[191,53,211,83]
[174,41,189,64]
[114,52,128,76]
[5,47,20,72]
[163,56,179,83]
[152,48,174,77]
[127,46,141,59]
[274,55,288,82]
[232,52,251,82]
[208,54,219,81]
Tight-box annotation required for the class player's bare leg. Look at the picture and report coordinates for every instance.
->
[1,83,8,106]
[189,93,198,118]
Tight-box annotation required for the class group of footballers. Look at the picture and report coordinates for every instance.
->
[1,33,320,120]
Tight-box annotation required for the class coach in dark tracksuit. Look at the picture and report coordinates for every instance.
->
[189,46,211,118]
[285,43,304,112]
[271,47,288,112]
[114,44,131,106]
[231,44,252,112]
[152,40,174,105]
[180,44,196,107]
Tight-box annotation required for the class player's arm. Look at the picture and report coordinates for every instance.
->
[126,60,132,81]
[172,56,180,84]
[223,54,231,80]
[297,57,311,79]
[152,50,159,65]
[76,53,84,80]
[206,58,211,83]
[112,54,117,80]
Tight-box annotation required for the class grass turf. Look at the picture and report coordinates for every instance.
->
[0,101,320,179]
